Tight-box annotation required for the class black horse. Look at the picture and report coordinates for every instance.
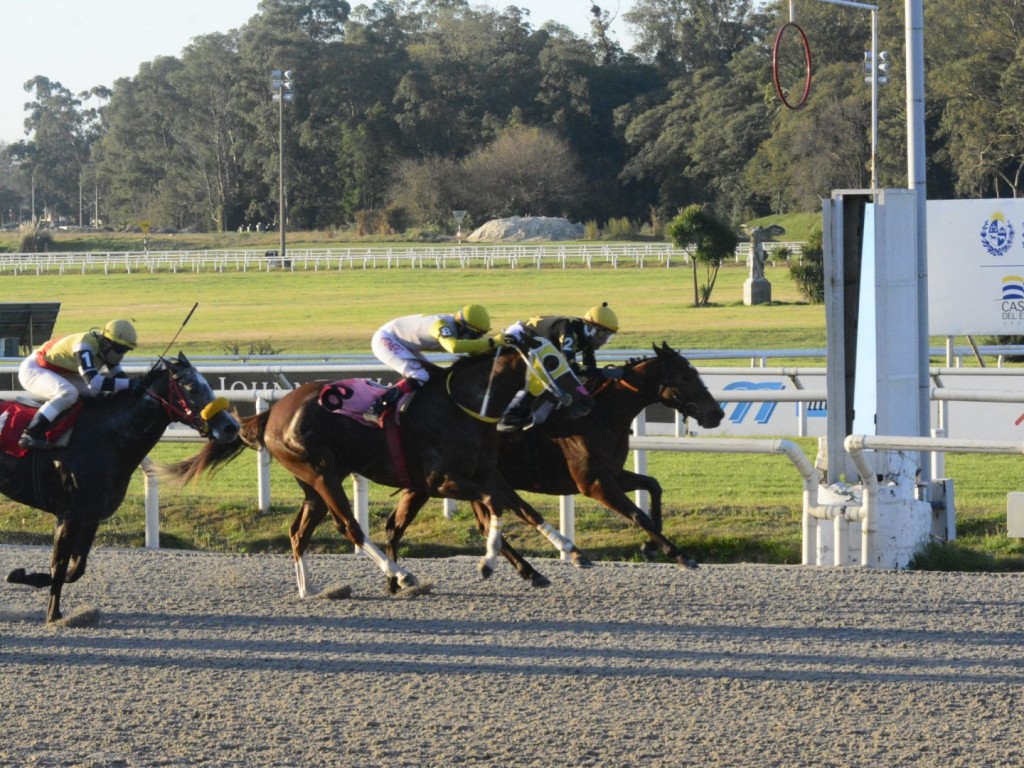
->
[2,354,240,622]
[160,345,592,597]
[386,342,725,569]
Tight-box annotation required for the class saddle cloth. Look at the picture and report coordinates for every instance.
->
[317,378,414,487]
[317,378,413,426]
[0,401,82,458]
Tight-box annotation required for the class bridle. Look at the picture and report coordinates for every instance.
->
[596,356,702,417]
[142,360,230,434]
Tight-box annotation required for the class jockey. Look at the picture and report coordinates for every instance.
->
[17,319,139,449]
[497,302,619,432]
[363,304,509,422]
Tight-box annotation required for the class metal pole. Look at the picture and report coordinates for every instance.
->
[870,9,878,189]
[278,89,286,264]
[906,0,930,471]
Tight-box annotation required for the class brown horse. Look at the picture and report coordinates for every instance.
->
[3,354,240,622]
[160,344,592,596]
[386,342,725,570]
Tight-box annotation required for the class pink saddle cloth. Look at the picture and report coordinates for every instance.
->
[317,379,412,428]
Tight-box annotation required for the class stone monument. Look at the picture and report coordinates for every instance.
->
[742,224,785,305]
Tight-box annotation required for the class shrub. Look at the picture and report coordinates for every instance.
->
[18,223,54,253]
[788,227,824,303]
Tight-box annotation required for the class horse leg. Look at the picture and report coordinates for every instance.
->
[611,470,664,562]
[505,491,594,570]
[289,480,330,598]
[581,477,698,569]
[469,500,552,588]
[385,491,430,594]
[43,518,77,622]
[65,517,101,584]
[307,472,419,592]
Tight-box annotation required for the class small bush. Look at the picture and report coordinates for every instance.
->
[788,228,824,303]
[18,223,54,253]
[583,220,600,240]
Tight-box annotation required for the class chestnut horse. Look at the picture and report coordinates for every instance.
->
[3,354,240,622]
[160,345,592,596]
[386,342,725,570]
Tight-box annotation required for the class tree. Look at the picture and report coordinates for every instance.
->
[457,125,585,220]
[666,204,737,306]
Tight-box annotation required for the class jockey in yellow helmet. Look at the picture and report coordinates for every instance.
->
[496,302,619,431]
[364,305,509,422]
[17,319,140,449]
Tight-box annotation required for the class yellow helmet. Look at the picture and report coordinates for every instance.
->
[584,302,619,333]
[455,304,491,334]
[101,319,138,350]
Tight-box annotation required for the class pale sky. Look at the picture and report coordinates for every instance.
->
[1,0,634,145]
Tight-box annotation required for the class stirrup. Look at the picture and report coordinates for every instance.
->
[18,433,52,450]
[362,407,383,423]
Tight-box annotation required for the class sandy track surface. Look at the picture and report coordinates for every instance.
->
[2,544,1023,767]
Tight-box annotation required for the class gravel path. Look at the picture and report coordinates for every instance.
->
[2,544,1024,767]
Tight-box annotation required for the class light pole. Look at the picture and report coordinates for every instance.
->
[271,69,295,262]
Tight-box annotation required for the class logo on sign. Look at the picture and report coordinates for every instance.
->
[980,213,1014,257]
[1002,275,1024,323]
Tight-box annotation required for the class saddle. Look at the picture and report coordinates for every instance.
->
[317,379,414,487]
[0,401,82,458]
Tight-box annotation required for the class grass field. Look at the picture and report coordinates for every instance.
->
[1,242,1021,571]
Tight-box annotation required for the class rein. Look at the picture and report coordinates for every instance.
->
[143,363,230,432]
[446,369,500,423]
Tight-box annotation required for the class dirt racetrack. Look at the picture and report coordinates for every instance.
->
[2,543,1024,767]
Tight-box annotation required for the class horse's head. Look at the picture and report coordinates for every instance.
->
[517,336,592,419]
[647,342,724,429]
[144,353,240,443]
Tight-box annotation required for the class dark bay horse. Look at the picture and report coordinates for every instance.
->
[160,346,592,596]
[386,342,725,570]
[3,354,240,622]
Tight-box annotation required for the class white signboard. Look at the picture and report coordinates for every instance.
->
[928,198,1024,335]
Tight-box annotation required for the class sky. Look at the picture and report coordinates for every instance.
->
[1,0,634,146]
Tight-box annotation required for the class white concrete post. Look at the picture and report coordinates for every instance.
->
[632,411,649,513]
[559,495,575,560]
[141,457,160,549]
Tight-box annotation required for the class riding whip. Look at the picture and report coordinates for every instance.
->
[158,302,199,361]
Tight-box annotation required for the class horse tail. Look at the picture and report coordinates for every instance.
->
[238,409,270,449]
[157,411,267,485]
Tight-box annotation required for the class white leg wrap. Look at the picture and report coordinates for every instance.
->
[538,522,574,554]
[485,515,503,567]
[360,539,412,581]
[295,556,310,598]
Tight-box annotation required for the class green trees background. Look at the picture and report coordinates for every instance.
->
[0,0,1019,234]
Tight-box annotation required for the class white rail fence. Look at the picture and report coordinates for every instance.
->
[4,357,1024,560]
[0,241,806,274]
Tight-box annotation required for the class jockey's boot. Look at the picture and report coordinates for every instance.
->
[363,379,415,423]
[18,412,55,450]
[497,390,535,432]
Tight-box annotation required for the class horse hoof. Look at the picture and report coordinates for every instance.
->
[387,577,400,595]
[677,557,699,570]
[530,573,552,588]
[571,551,594,569]
[478,560,494,580]
[640,543,660,562]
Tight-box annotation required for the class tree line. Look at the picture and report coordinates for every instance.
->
[0,0,1019,236]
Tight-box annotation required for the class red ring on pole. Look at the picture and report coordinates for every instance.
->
[772,22,812,110]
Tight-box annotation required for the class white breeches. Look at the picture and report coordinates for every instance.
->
[18,356,85,420]
[370,330,431,383]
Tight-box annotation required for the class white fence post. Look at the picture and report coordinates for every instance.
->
[141,457,160,549]
[632,411,649,513]
[256,397,271,513]
[353,474,369,541]
[559,495,575,559]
